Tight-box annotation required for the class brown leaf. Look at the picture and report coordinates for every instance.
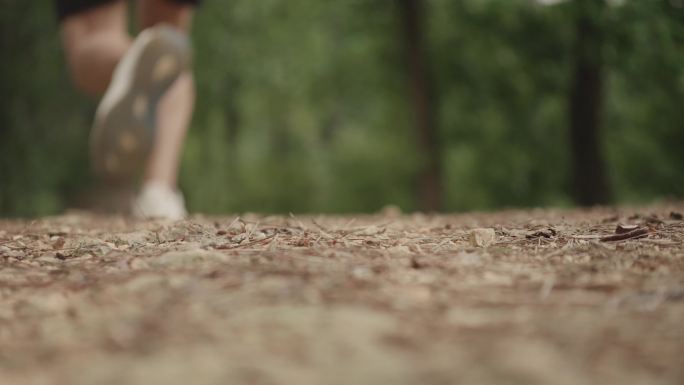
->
[643,215,664,226]
[526,228,558,239]
[52,237,66,250]
[410,257,426,269]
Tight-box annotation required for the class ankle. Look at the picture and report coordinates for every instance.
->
[141,178,178,192]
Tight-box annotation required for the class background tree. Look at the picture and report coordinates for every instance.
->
[396,0,442,212]
[568,0,612,205]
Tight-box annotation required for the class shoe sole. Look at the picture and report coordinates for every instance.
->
[90,25,190,182]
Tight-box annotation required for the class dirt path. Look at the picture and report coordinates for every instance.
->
[1,205,683,385]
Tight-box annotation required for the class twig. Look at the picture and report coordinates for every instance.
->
[341,218,356,231]
[215,233,276,250]
[640,239,682,247]
[242,221,259,244]
[600,227,651,242]
[571,234,602,240]
[288,213,308,231]
[541,239,575,259]
[311,219,335,239]
[226,216,241,231]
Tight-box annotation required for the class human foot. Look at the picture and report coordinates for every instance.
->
[131,181,187,220]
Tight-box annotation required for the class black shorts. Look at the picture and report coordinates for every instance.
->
[55,0,200,21]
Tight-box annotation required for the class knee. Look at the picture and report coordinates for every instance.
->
[139,0,194,31]
[62,39,99,94]
[61,30,129,95]
[59,3,130,95]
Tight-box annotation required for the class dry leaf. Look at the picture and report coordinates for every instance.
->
[615,224,639,234]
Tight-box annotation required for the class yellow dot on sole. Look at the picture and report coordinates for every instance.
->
[152,54,177,83]
[133,95,148,120]
[119,132,138,152]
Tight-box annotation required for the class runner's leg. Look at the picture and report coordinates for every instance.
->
[138,0,196,189]
[60,1,130,95]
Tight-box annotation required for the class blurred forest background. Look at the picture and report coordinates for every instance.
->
[1,0,683,216]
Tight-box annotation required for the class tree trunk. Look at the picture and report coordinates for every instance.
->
[568,0,612,206]
[396,0,442,211]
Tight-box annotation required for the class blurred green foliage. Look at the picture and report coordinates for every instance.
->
[1,0,682,216]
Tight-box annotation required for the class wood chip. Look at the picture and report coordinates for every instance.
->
[51,237,66,250]
[615,224,639,234]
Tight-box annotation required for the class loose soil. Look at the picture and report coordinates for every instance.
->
[1,205,683,385]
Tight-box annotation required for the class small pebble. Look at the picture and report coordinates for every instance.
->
[469,228,496,247]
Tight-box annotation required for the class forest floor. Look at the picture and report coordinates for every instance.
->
[1,204,683,385]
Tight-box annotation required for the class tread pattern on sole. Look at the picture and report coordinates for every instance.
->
[90,25,191,182]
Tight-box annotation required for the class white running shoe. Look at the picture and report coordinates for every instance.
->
[90,24,191,181]
[131,182,187,220]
